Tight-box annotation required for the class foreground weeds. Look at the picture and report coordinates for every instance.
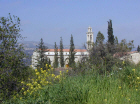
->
[3,63,140,104]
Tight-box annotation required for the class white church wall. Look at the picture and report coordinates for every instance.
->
[31,27,93,69]
[130,53,140,64]
[120,52,140,64]
[31,51,89,69]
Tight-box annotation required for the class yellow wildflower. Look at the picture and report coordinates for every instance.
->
[41,70,44,73]
[136,89,138,91]
[31,86,33,90]
[48,69,50,71]
[122,61,125,64]
[132,69,135,71]
[22,87,25,90]
[35,69,37,72]
[66,70,69,73]
[38,86,41,89]
[49,65,51,67]
[21,81,24,84]
[36,72,40,75]
[104,99,107,102]
[119,86,121,89]
[34,81,37,85]
[27,90,29,92]
[24,91,26,95]
[20,97,22,100]
[40,68,43,70]
[137,77,140,80]
[46,64,48,67]
[52,74,55,77]
[27,83,31,86]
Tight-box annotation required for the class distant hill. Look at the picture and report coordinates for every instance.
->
[19,41,85,50]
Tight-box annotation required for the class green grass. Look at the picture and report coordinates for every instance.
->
[3,65,140,104]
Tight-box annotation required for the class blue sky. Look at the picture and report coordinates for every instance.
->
[0,0,140,48]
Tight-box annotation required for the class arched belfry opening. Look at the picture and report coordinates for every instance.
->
[86,26,93,50]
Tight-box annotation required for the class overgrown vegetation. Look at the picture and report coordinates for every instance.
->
[1,14,140,104]
[0,13,34,101]
[3,63,140,104]
[35,38,50,70]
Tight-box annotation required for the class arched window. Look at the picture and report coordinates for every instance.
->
[90,35,92,41]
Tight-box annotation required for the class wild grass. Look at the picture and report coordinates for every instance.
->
[3,63,140,104]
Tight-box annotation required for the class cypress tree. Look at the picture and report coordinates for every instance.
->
[60,37,64,67]
[107,19,114,45]
[69,34,76,67]
[137,45,140,52]
[53,42,58,68]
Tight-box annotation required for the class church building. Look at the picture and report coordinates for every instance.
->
[31,26,93,69]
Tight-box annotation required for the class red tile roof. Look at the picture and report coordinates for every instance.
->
[39,49,87,52]
[113,51,138,58]
[49,49,87,52]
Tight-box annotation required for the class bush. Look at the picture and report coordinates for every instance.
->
[0,13,33,101]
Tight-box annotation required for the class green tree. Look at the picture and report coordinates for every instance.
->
[60,37,64,67]
[107,19,114,45]
[36,38,49,70]
[95,31,105,46]
[137,45,140,52]
[119,39,134,51]
[53,42,58,68]
[0,13,30,100]
[69,34,76,67]
[114,36,118,45]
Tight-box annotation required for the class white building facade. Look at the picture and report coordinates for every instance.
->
[119,51,140,64]
[31,27,93,69]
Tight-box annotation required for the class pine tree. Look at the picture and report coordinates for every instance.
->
[95,31,105,46]
[60,37,64,67]
[69,34,76,67]
[53,42,58,68]
[107,19,114,45]
[36,38,49,70]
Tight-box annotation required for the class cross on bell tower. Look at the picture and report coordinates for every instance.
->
[86,26,93,50]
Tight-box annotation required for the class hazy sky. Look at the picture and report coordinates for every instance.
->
[0,0,140,48]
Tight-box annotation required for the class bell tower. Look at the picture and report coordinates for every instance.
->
[86,26,93,50]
